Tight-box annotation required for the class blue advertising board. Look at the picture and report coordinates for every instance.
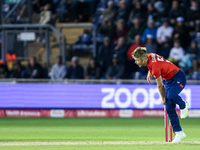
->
[0,84,197,109]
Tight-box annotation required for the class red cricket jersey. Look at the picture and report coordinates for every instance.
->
[146,53,180,80]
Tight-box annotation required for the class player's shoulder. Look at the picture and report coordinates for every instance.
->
[149,53,165,67]
[147,53,154,59]
[148,53,157,62]
[147,53,157,68]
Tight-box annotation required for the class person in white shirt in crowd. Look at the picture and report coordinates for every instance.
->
[49,56,67,79]
[157,18,174,45]
[39,4,52,25]
[37,4,52,43]
[168,40,185,65]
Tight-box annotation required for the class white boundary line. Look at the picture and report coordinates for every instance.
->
[0,141,200,146]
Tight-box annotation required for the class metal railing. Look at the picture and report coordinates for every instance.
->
[0,24,66,67]
[59,23,97,57]
[0,79,199,84]
[4,0,23,21]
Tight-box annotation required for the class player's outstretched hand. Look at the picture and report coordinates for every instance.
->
[147,73,152,84]
[161,98,166,105]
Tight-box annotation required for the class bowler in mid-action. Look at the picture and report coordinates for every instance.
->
[132,47,189,143]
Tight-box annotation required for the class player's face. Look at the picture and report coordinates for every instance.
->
[133,57,144,67]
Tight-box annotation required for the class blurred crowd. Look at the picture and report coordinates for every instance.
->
[1,0,200,80]
[95,0,200,80]
[3,0,98,24]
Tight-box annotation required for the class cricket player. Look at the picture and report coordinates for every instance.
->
[131,47,189,144]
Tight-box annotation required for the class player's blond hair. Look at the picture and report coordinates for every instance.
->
[131,47,148,59]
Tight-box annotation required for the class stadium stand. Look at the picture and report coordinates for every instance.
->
[1,0,200,80]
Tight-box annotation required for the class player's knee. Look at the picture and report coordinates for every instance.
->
[166,100,175,114]
[166,105,176,114]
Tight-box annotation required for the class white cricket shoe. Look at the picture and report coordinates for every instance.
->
[172,131,186,144]
[180,101,189,119]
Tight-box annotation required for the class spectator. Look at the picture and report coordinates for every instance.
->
[128,0,146,24]
[106,54,125,79]
[178,55,193,74]
[172,17,190,49]
[10,61,24,78]
[157,18,174,45]
[126,17,146,44]
[127,35,144,60]
[169,0,184,26]
[98,37,114,74]
[49,56,67,79]
[37,4,52,43]
[188,41,200,74]
[51,0,61,14]
[66,56,84,79]
[112,37,127,65]
[187,0,200,31]
[75,30,92,51]
[187,41,199,59]
[141,19,157,43]
[39,4,52,25]
[145,3,158,22]
[0,64,9,78]
[23,56,43,78]
[103,1,117,22]
[145,34,158,54]
[162,0,173,11]
[125,35,144,76]
[33,0,54,19]
[116,0,129,22]
[114,19,128,42]
[168,40,185,65]
[56,0,71,22]
[74,0,90,22]
[154,1,168,24]
[191,24,200,49]
[98,20,115,39]
[85,57,101,79]
[158,37,172,59]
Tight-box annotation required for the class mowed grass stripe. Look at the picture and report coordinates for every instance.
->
[0,141,200,146]
[0,118,199,142]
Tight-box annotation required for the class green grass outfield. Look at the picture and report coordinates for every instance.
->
[0,117,199,150]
